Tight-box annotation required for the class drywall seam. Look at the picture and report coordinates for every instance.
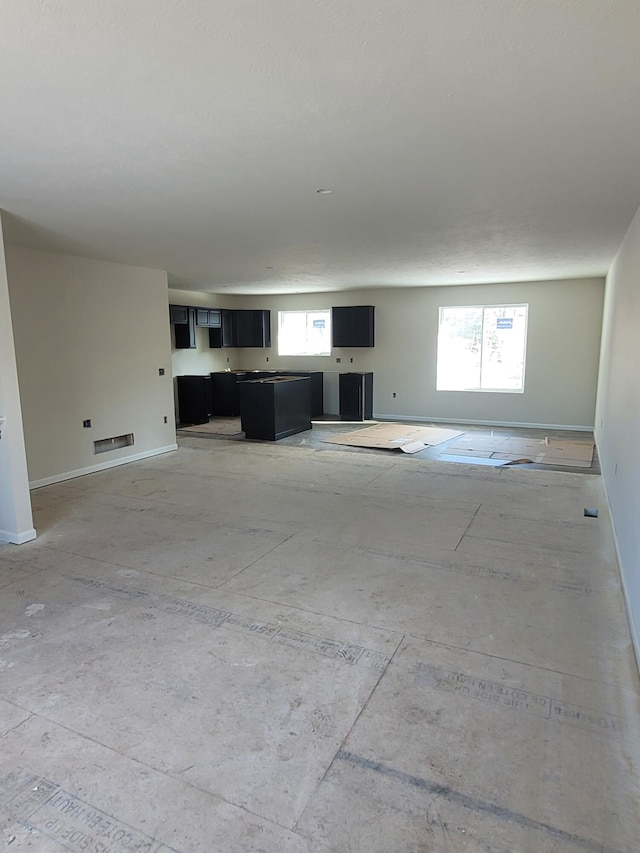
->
[29,444,178,489]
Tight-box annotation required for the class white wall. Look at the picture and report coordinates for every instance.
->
[230,278,604,427]
[0,218,35,543]
[595,205,640,664]
[6,247,177,486]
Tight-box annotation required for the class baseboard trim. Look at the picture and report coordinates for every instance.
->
[372,414,594,431]
[0,527,37,545]
[29,444,178,490]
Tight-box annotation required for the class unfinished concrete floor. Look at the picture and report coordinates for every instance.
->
[1,437,639,852]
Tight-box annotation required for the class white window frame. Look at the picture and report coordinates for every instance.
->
[436,303,528,393]
[278,308,331,357]
[277,309,332,357]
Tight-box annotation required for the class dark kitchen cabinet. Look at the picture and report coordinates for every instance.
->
[234,310,271,348]
[277,371,323,416]
[173,308,197,349]
[169,304,189,324]
[339,372,373,420]
[208,310,235,348]
[171,304,220,347]
[242,370,323,416]
[240,376,311,441]
[332,306,375,347]
[209,371,247,416]
[176,375,212,425]
[209,310,271,348]
[244,370,277,378]
[196,308,222,328]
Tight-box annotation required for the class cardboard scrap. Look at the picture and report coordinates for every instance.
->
[445,436,594,468]
[322,423,463,453]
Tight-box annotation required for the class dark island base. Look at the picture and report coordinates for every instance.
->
[245,425,309,441]
[240,376,312,441]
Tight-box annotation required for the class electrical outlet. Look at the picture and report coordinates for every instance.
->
[158,368,165,376]
[266,357,269,362]
[350,357,353,363]
[392,392,396,398]
[164,416,168,424]
[83,419,91,428]
[336,357,341,363]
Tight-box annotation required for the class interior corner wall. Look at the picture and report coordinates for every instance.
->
[595,204,640,665]
[233,278,604,427]
[0,218,35,543]
[6,247,177,486]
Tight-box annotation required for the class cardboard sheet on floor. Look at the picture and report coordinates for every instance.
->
[179,418,243,436]
[322,423,463,453]
[445,436,594,468]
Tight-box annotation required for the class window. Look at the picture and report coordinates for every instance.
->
[277,309,331,356]
[436,303,528,392]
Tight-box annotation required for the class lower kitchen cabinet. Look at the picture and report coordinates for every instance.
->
[241,370,323,416]
[278,371,323,417]
[240,376,311,440]
[176,375,212,425]
[339,372,373,420]
[209,371,247,416]
[209,368,324,418]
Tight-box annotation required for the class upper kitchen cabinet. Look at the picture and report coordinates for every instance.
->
[209,309,271,348]
[170,305,197,349]
[169,304,189,324]
[196,308,222,328]
[234,309,271,348]
[332,306,375,347]
[208,309,235,348]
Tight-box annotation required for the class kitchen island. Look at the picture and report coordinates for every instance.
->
[239,376,311,440]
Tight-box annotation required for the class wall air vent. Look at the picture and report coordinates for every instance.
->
[94,433,134,454]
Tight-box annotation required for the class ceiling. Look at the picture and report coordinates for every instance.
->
[1,1,640,295]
